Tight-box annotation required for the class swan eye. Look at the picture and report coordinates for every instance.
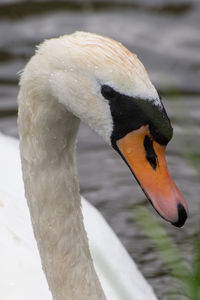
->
[101,85,118,101]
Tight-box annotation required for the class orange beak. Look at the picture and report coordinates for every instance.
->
[117,125,188,227]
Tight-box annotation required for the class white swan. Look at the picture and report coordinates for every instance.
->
[1,31,188,299]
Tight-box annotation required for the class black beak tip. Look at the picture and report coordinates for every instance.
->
[171,203,188,228]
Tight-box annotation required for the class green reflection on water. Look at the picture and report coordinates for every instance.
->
[0,1,193,20]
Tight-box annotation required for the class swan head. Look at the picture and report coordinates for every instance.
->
[37,31,188,226]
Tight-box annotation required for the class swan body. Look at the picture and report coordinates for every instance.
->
[4,31,186,299]
[0,133,156,299]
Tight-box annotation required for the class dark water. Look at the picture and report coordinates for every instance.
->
[0,1,200,299]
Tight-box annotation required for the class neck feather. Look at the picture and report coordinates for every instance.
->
[18,76,105,299]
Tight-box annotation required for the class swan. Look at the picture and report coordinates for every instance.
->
[1,31,188,299]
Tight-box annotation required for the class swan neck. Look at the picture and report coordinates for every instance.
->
[18,84,105,299]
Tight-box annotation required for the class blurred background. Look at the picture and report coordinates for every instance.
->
[0,0,200,298]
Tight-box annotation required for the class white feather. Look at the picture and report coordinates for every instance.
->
[0,133,156,299]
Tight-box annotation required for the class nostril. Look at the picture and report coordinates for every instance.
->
[172,203,188,227]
